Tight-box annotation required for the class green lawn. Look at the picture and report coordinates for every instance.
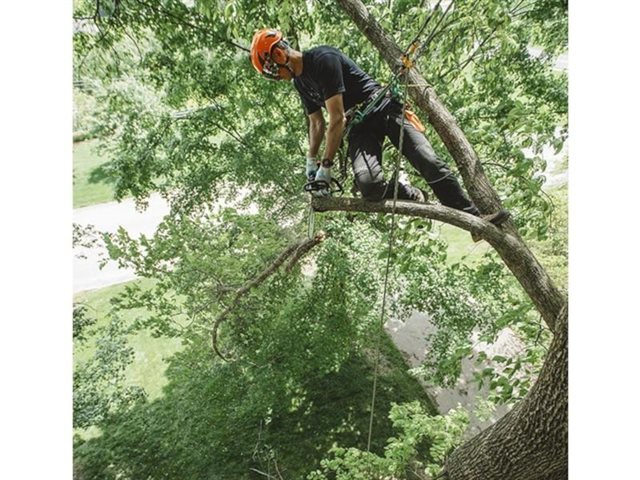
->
[74,280,183,400]
[73,139,118,208]
[439,222,492,264]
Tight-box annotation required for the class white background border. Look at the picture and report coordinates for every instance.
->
[2,1,639,477]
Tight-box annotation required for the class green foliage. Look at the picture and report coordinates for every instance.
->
[389,220,532,387]
[73,0,566,232]
[73,303,98,342]
[73,279,184,404]
[529,183,568,291]
[74,315,146,429]
[309,402,469,479]
[74,328,434,479]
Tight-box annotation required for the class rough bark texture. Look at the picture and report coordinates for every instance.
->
[444,304,568,480]
[335,0,565,334]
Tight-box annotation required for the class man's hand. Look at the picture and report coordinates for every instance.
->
[305,156,319,181]
[313,165,332,197]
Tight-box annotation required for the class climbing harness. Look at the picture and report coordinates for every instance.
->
[343,33,431,138]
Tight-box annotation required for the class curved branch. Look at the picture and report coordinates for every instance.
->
[336,0,565,334]
[311,197,557,332]
[313,196,490,234]
[211,232,326,361]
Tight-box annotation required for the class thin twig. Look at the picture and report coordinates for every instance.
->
[249,468,279,479]
[438,23,501,81]
[481,161,556,228]
[76,22,110,71]
[113,15,144,61]
[413,0,455,61]
[136,0,249,52]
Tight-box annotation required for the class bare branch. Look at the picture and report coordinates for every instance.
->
[249,468,279,479]
[413,0,456,61]
[211,232,326,360]
[313,196,502,239]
[136,0,249,52]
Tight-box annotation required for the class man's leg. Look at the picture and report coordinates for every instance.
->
[348,117,420,201]
[385,103,480,214]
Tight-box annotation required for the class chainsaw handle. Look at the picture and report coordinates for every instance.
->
[303,178,343,195]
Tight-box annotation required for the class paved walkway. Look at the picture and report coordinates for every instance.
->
[73,193,170,293]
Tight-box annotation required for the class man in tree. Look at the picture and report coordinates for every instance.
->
[249,28,509,228]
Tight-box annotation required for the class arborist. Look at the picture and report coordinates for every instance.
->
[249,28,510,233]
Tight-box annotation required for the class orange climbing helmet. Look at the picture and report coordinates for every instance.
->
[250,28,291,80]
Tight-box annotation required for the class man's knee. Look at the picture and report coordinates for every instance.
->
[356,178,387,201]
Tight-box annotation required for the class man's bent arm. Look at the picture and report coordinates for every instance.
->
[308,110,325,158]
[322,94,346,162]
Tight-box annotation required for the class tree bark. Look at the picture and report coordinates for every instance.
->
[444,304,568,480]
[335,0,564,334]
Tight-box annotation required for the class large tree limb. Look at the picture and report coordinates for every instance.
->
[211,232,325,360]
[313,196,557,331]
[330,3,568,478]
[335,0,565,333]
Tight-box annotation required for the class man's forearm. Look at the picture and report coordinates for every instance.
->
[308,121,325,158]
[322,116,345,161]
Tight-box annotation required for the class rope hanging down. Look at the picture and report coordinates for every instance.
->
[366,70,411,452]
[364,9,442,450]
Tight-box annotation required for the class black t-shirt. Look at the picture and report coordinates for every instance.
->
[293,46,386,115]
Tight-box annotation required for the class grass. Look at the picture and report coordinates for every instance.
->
[73,139,118,208]
[74,279,183,401]
[438,221,492,265]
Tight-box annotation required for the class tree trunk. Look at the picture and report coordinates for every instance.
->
[335,0,565,334]
[444,304,568,480]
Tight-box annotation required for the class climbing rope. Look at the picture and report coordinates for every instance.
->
[364,6,445,450]
[366,69,411,452]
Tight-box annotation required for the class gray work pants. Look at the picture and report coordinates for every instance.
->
[347,99,479,215]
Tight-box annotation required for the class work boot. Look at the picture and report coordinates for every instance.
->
[482,209,511,226]
[407,185,428,203]
[471,209,511,242]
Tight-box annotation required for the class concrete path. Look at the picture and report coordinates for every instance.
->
[73,193,170,293]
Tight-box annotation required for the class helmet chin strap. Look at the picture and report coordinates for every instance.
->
[279,63,295,78]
